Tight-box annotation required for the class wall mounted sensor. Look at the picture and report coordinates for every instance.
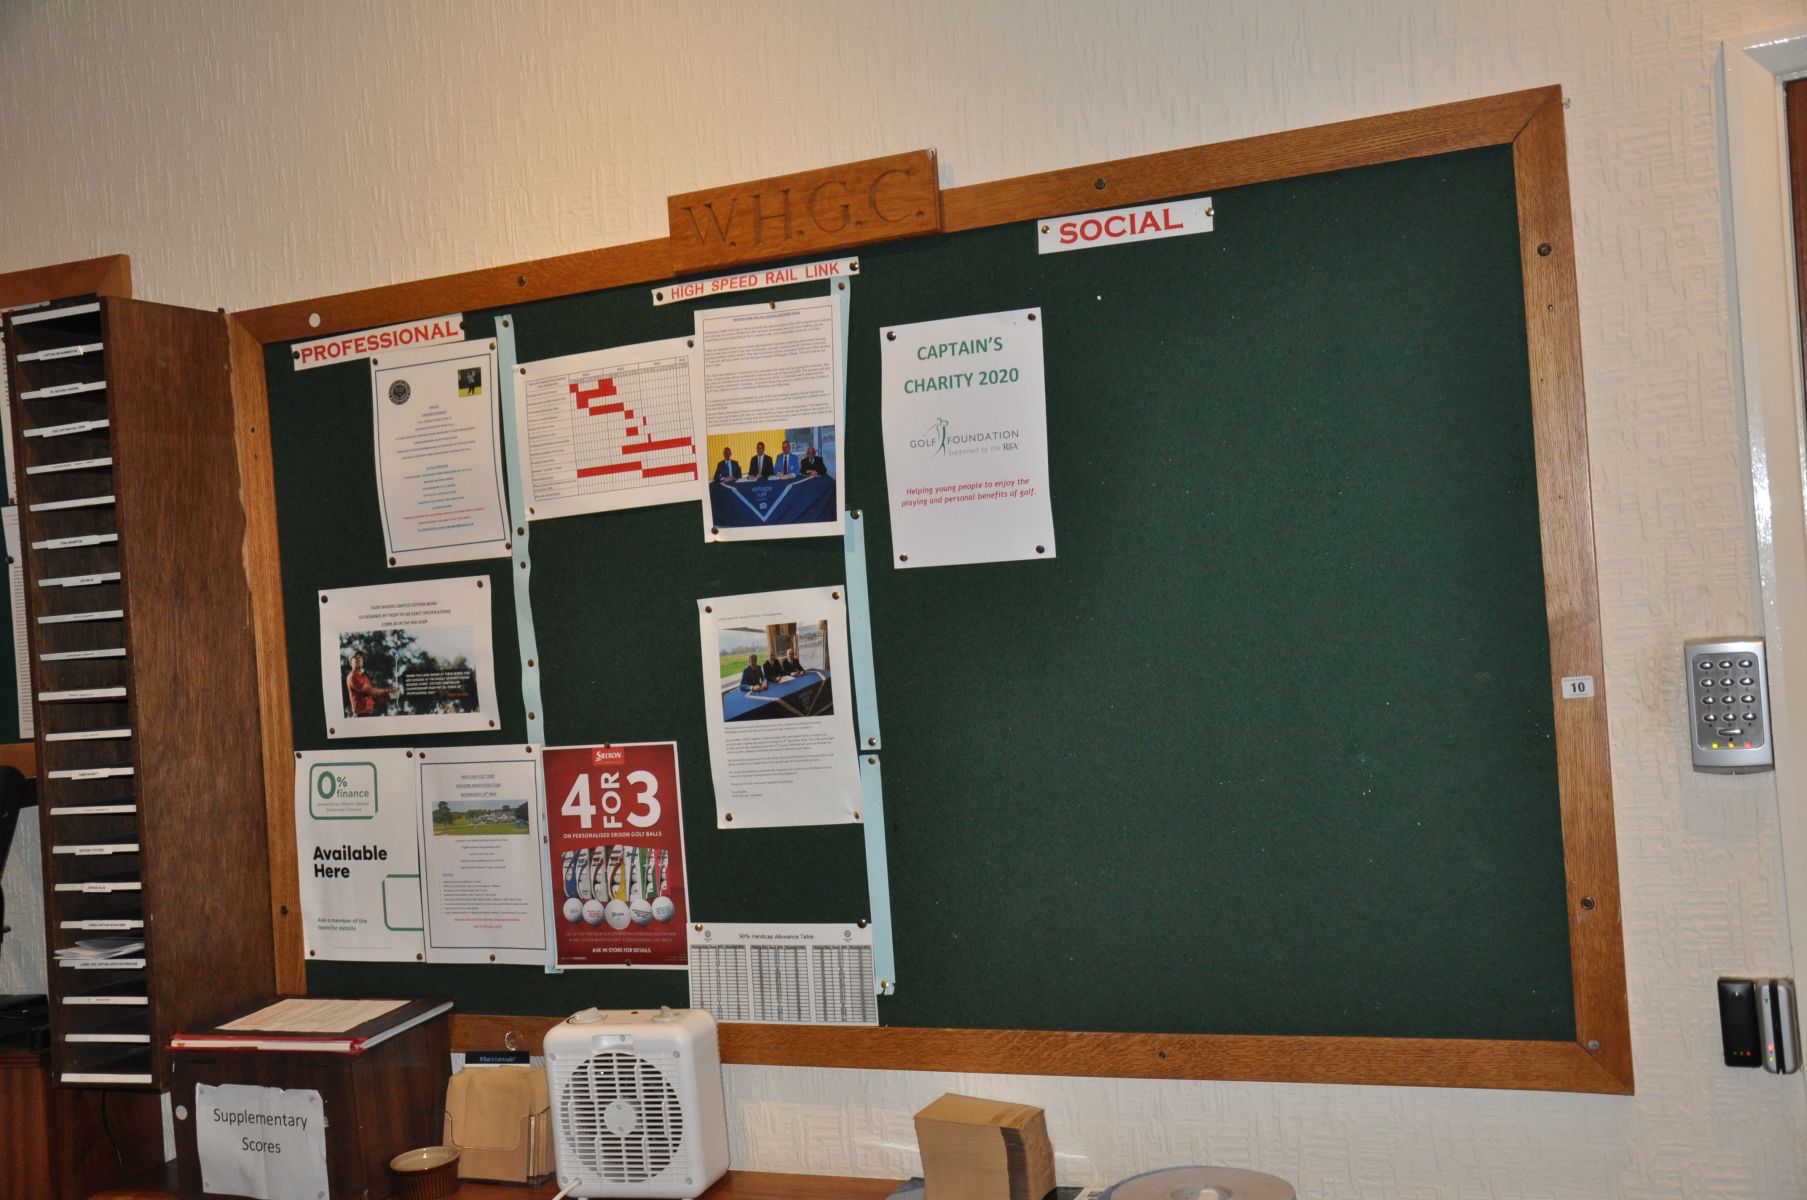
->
[1760,978,1800,1074]
[1720,978,1761,1067]
[1687,639,1774,773]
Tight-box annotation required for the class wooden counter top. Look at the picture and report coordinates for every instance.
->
[96,1165,904,1200]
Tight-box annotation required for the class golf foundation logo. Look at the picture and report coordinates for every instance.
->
[910,416,1018,458]
[309,762,380,819]
[914,418,950,456]
[387,379,411,405]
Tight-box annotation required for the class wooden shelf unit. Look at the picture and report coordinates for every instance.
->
[5,295,273,1089]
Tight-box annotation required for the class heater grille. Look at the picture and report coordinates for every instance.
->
[552,1050,685,1184]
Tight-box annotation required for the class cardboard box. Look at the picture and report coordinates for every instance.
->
[444,1064,555,1183]
[914,1092,1056,1200]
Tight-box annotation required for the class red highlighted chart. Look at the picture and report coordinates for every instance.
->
[513,338,701,519]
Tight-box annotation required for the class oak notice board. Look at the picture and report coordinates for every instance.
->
[236,87,1629,1093]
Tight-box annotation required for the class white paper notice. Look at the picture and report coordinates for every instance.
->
[687,922,877,1024]
[694,296,844,542]
[880,309,1056,568]
[318,576,499,739]
[195,1083,330,1200]
[697,587,860,828]
[418,747,550,965]
[513,338,699,519]
[3,507,29,739]
[292,750,423,961]
[371,338,511,567]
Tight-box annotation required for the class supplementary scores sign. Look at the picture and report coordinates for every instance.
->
[1036,198,1213,255]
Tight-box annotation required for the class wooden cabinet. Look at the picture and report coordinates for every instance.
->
[1,1039,164,1198]
[4,296,273,1089]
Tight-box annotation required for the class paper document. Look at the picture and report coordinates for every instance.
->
[513,338,700,519]
[218,998,407,1034]
[3,507,30,738]
[688,922,877,1024]
[292,750,424,961]
[195,1084,329,1200]
[543,742,691,969]
[694,296,844,541]
[880,308,1056,569]
[53,938,144,959]
[418,746,550,965]
[371,338,511,566]
[697,587,861,828]
[318,576,499,739]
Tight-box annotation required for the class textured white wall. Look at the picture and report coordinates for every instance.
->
[0,808,43,995]
[1,0,1804,1195]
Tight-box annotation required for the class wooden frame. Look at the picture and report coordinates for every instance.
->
[228,86,1631,1094]
[0,253,134,782]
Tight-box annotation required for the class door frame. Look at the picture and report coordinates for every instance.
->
[1723,26,1807,994]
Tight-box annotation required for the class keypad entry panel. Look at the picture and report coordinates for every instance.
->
[1689,638,1774,773]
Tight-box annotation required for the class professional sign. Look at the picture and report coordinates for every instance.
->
[291,313,464,370]
[1036,197,1213,254]
[668,150,940,273]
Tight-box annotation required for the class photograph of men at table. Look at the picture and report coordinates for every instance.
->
[706,425,837,530]
[717,621,833,721]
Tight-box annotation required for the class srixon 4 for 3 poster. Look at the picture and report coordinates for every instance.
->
[542,741,690,969]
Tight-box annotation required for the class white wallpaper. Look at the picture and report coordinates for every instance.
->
[0,807,43,995]
[2,0,1806,1194]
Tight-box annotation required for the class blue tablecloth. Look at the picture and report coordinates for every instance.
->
[709,474,835,528]
[721,670,833,722]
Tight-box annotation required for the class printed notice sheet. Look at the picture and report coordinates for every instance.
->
[880,308,1056,568]
[697,587,860,828]
[513,338,700,519]
[318,576,498,739]
[292,750,423,961]
[3,507,29,738]
[694,296,844,542]
[543,742,690,969]
[371,338,511,566]
[418,746,550,965]
[195,1084,330,1200]
[688,922,877,1024]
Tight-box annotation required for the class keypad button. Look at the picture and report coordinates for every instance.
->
[1741,677,1754,686]
[1724,728,1745,736]
[1723,695,1736,705]
[1723,677,1736,686]
[1745,713,1758,722]
[1699,659,1716,670]
[1703,678,1716,688]
[1703,713,1718,723]
[1721,659,1734,668]
[1740,658,1754,668]
[1743,695,1755,704]
[1703,695,1715,705]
